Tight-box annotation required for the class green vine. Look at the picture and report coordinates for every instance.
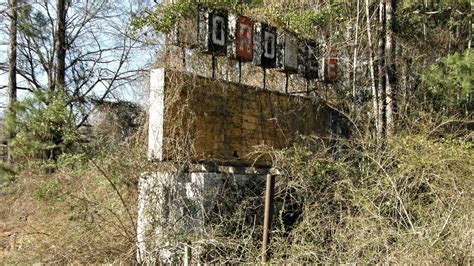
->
[132,0,340,38]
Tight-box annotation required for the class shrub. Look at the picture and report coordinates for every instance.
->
[422,51,474,113]
[268,134,473,263]
[8,90,78,168]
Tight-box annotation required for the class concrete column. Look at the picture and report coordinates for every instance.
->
[137,167,267,264]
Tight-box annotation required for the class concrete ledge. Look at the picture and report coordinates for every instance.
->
[187,163,272,175]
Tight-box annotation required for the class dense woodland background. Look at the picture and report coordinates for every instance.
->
[0,0,472,263]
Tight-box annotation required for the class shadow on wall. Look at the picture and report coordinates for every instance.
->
[329,109,351,140]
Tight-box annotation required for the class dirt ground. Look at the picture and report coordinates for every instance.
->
[0,195,17,261]
[0,181,39,263]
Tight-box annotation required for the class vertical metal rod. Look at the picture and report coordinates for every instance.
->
[262,173,275,264]
[263,68,267,89]
[182,47,186,70]
[239,60,242,84]
[285,72,289,94]
[212,55,216,80]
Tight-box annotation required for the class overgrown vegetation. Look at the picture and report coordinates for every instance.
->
[136,123,471,264]
[1,0,472,264]
[269,134,472,263]
[7,91,78,169]
[1,128,148,263]
[422,51,473,112]
[131,0,341,38]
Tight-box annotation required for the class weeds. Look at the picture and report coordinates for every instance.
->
[267,132,473,264]
[1,72,471,263]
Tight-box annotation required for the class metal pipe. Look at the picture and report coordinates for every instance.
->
[212,55,217,80]
[262,173,275,263]
[239,60,242,84]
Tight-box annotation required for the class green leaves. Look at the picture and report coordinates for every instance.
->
[132,1,197,34]
[33,178,62,202]
[0,161,16,192]
[422,51,474,111]
[131,0,339,38]
[251,4,339,37]
[10,90,78,166]
[17,3,50,41]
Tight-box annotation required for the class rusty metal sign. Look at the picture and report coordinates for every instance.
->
[228,15,254,61]
[324,56,337,82]
[235,16,254,61]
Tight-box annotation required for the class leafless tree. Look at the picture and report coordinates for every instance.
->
[54,0,67,92]
[365,0,380,137]
[1,0,152,127]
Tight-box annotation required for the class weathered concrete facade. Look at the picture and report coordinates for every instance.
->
[148,68,333,166]
[140,69,344,263]
[137,166,267,263]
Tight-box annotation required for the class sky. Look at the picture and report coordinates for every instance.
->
[0,0,161,118]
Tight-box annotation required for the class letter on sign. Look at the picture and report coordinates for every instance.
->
[277,32,299,74]
[254,23,277,68]
[228,15,254,61]
[264,31,276,59]
[209,11,228,55]
[199,9,228,55]
[212,15,226,46]
[324,57,337,82]
[300,41,319,80]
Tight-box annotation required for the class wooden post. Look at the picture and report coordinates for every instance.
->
[10,232,16,251]
[262,173,275,263]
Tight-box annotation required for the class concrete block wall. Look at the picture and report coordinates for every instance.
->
[148,68,333,166]
[141,69,347,263]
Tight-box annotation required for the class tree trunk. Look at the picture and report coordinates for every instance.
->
[377,0,386,137]
[352,0,361,112]
[50,0,68,162]
[6,0,18,164]
[366,0,381,138]
[423,0,428,40]
[385,0,396,136]
[469,1,472,50]
[54,0,67,92]
[401,49,411,117]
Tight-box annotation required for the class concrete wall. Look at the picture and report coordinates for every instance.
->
[137,169,266,263]
[148,68,333,166]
